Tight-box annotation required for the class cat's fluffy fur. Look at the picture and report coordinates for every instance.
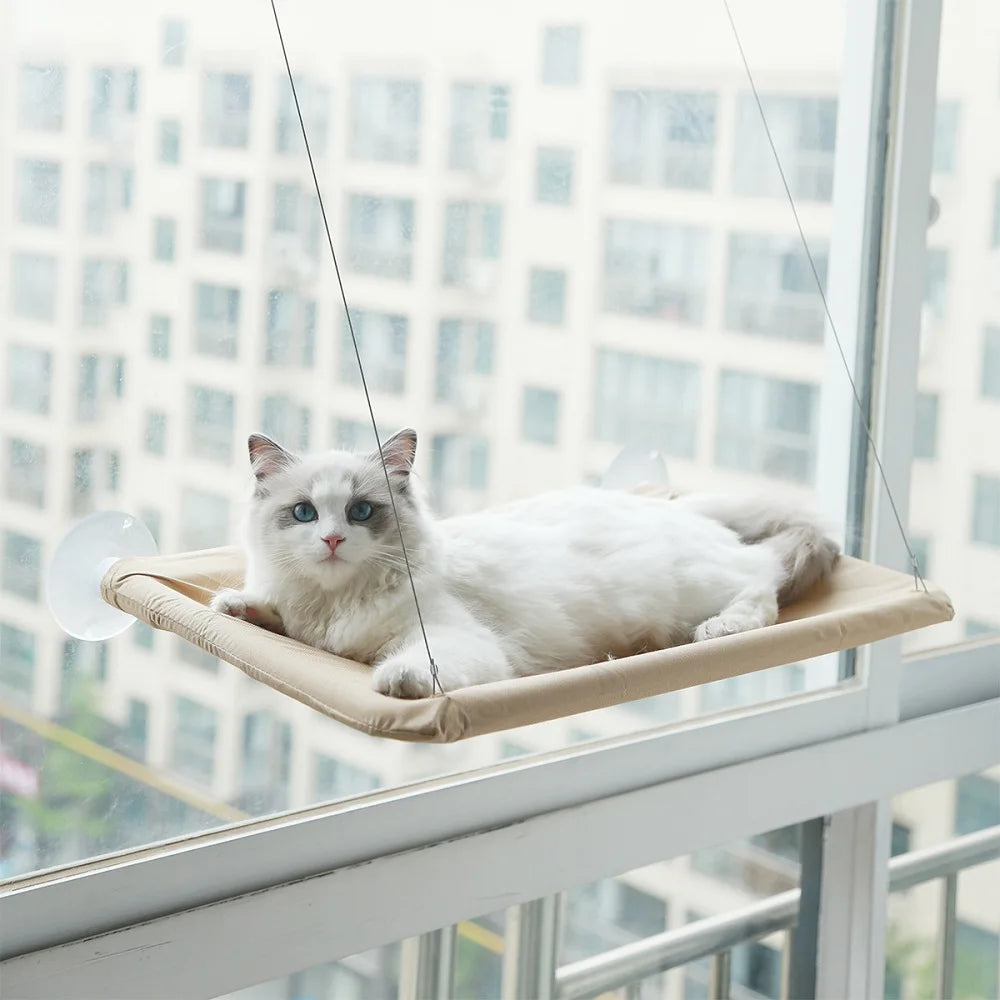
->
[211,430,840,698]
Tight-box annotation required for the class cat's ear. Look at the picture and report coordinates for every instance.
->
[378,428,417,476]
[248,434,295,481]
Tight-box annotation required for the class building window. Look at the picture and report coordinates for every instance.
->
[340,310,407,394]
[159,119,181,164]
[345,194,415,279]
[430,434,490,495]
[188,386,236,462]
[81,258,129,327]
[563,880,667,960]
[133,622,155,650]
[150,314,172,359]
[11,252,57,322]
[7,439,46,507]
[203,72,252,148]
[522,387,560,445]
[890,822,912,857]
[932,101,959,173]
[19,63,65,131]
[240,712,292,809]
[124,698,150,760]
[201,178,246,253]
[90,67,139,140]
[971,475,1000,547]
[541,25,581,85]
[610,90,717,191]
[153,218,177,261]
[84,163,133,233]
[333,420,394,452]
[272,183,300,233]
[195,283,241,358]
[140,508,162,547]
[2,531,42,601]
[275,75,330,156]
[982,326,1000,399]
[144,411,167,455]
[527,267,567,325]
[162,19,186,66]
[725,233,829,343]
[536,148,574,204]
[350,77,421,164]
[71,449,96,516]
[188,386,235,463]
[314,754,380,801]
[6,345,52,415]
[442,201,503,287]
[954,774,1000,835]
[909,536,931,578]
[965,619,998,639]
[449,82,510,170]
[593,348,700,459]
[180,488,230,550]
[955,922,999,1000]
[261,395,311,451]
[76,354,100,422]
[924,247,949,320]
[0,623,35,703]
[265,290,315,367]
[715,371,819,483]
[105,449,121,493]
[171,695,217,784]
[16,159,60,227]
[604,219,708,323]
[435,319,494,403]
[914,392,939,459]
[734,93,837,202]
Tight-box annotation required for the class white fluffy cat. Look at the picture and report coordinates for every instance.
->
[210,429,840,698]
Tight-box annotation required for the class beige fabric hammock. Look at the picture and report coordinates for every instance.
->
[101,540,953,743]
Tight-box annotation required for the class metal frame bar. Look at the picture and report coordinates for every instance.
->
[817,0,944,994]
[2,699,997,999]
[0,683,870,960]
[553,825,1000,1000]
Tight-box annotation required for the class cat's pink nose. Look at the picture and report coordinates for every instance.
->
[323,534,345,555]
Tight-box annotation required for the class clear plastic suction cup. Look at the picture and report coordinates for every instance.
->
[46,510,158,641]
[601,446,670,490]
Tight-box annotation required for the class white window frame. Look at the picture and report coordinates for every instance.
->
[2,1,998,997]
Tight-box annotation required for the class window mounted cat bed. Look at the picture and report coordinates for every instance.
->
[101,545,952,743]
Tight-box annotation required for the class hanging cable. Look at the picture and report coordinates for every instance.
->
[720,0,927,592]
[268,0,443,691]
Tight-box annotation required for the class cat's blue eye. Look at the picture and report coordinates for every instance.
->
[292,501,317,523]
[348,500,373,522]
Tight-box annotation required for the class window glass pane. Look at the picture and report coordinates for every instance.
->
[541,25,581,86]
[610,90,717,190]
[536,147,573,205]
[4,0,876,878]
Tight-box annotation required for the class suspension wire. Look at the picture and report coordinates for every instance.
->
[268,0,444,692]
[721,0,928,593]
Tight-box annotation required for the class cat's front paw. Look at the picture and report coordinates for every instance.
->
[372,658,438,699]
[210,589,285,634]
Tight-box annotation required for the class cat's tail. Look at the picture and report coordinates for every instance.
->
[674,492,841,605]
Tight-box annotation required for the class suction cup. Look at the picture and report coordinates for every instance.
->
[601,446,670,490]
[46,510,158,641]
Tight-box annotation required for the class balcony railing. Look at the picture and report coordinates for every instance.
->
[400,825,1000,1000]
